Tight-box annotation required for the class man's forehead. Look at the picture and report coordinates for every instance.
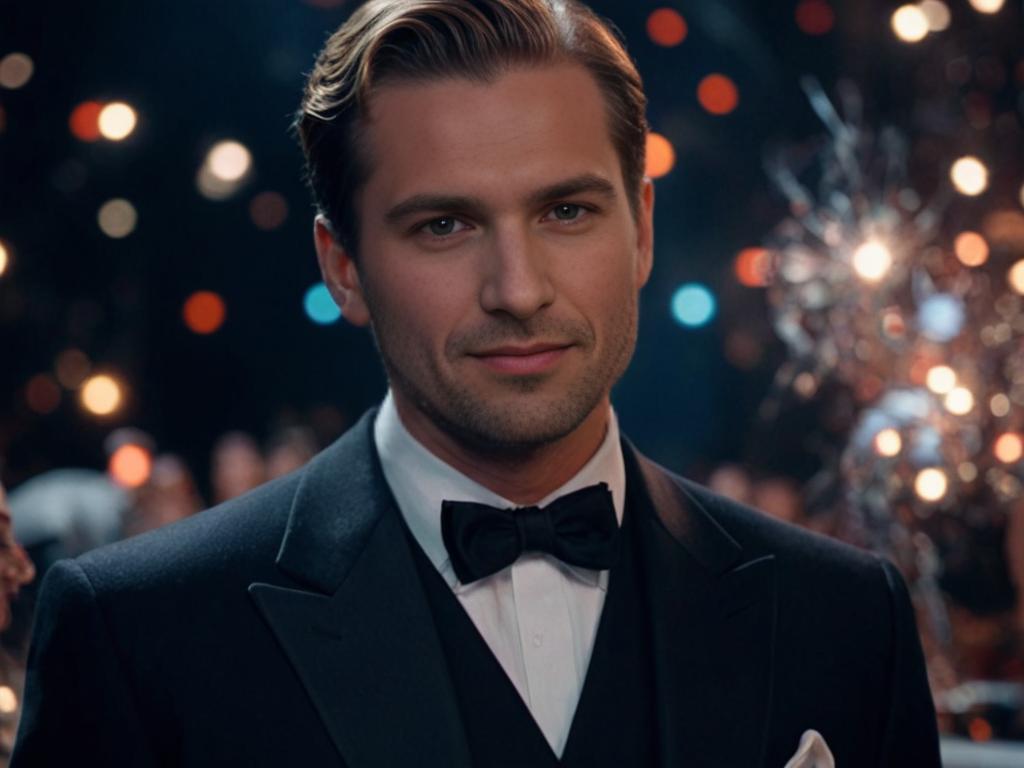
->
[358,63,623,209]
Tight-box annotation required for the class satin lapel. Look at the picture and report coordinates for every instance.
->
[249,410,471,768]
[625,443,777,768]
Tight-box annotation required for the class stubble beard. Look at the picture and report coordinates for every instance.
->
[367,297,639,459]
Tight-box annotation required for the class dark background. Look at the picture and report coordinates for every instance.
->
[0,0,1016,497]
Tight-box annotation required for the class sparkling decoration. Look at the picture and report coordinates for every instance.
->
[764,69,1024,700]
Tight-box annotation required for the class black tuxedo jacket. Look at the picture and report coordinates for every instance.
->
[12,409,940,767]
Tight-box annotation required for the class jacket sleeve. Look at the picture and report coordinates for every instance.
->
[11,558,159,767]
[877,558,942,767]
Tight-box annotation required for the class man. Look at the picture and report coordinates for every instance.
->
[12,1,940,765]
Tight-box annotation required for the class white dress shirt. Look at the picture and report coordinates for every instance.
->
[373,391,625,757]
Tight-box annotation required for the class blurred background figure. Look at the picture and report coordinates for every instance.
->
[122,454,204,538]
[707,463,754,506]
[0,483,36,760]
[210,432,266,504]
[265,426,318,480]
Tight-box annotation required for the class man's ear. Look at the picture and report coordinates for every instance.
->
[313,215,371,327]
[635,177,655,288]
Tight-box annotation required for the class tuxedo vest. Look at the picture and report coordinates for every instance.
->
[407,495,659,767]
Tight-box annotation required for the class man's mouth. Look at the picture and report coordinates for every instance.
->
[468,343,574,375]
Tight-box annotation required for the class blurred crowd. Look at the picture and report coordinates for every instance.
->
[0,420,330,760]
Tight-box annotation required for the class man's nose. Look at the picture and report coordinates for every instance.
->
[478,225,555,320]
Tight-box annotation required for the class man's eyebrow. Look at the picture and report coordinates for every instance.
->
[383,173,618,226]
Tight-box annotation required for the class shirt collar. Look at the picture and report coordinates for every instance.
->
[374,390,626,591]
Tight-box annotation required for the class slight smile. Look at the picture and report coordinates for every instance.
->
[469,343,574,375]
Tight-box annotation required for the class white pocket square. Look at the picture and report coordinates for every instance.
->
[783,729,835,768]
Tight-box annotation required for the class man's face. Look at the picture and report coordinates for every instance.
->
[317,63,654,453]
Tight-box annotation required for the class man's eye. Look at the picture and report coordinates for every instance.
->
[424,217,466,237]
[548,204,585,222]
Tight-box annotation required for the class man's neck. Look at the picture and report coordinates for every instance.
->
[391,395,611,506]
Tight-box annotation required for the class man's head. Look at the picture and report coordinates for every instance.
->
[298,0,654,458]
[296,0,648,256]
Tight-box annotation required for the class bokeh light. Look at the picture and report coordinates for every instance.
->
[108,444,153,488]
[645,132,676,179]
[0,686,16,714]
[55,348,91,389]
[304,282,342,325]
[958,462,978,482]
[1008,259,1024,295]
[968,0,1005,13]
[646,9,687,47]
[891,5,929,43]
[950,156,988,196]
[954,231,989,266]
[925,365,957,394]
[874,428,902,457]
[993,432,1023,464]
[80,374,123,417]
[0,240,8,277]
[795,0,835,35]
[918,293,964,342]
[183,291,227,334]
[25,374,61,415]
[197,140,252,200]
[671,283,717,328]
[914,468,948,502]
[69,101,103,142]
[97,198,138,239]
[98,102,137,141]
[697,74,739,116]
[734,247,771,287]
[0,53,33,90]
[249,191,289,231]
[207,140,251,181]
[990,393,1011,417]
[851,241,893,282]
[919,0,951,31]
[944,386,975,415]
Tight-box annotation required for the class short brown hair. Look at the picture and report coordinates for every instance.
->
[295,0,647,256]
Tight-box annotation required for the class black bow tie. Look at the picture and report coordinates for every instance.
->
[440,482,620,585]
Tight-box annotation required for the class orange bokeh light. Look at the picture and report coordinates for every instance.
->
[645,132,676,179]
[795,0,835,35]
[647,9,688,47]
[697,74,739,116]
[183,291,227,335]
[69,101,103,142]
[109,444,153,488]
[968,716,993,742]
[734,247,771,287]
[993,432,1024,464]
[954,231,989,267]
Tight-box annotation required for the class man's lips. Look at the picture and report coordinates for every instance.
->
[468,343,573,374]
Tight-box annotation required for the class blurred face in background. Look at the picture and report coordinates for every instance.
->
[316,64,653,456]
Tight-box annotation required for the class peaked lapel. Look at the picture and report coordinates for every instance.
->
[624,442,777,768]
[248,410,472,768]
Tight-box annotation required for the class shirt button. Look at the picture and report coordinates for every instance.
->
[532,633,544,647]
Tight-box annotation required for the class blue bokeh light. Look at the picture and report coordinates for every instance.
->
[303,282,342,325]
[917,293,964,343]
[671,283,716,328]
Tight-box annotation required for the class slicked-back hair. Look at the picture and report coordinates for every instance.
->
[295,0,648,258]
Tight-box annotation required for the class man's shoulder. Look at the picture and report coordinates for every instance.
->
[69,470,304,597]
[643,460,885,585]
